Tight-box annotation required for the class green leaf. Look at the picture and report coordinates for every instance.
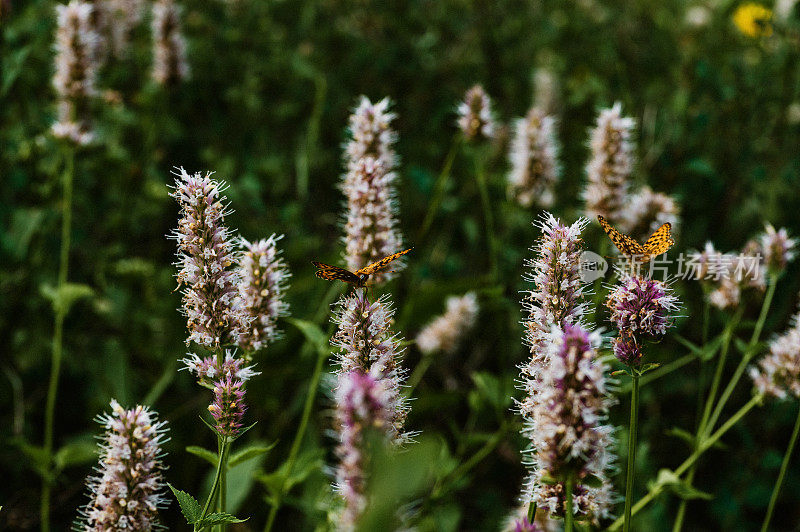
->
[228,441,277,468]
[54,439,98,470]
[665,427,695,446]
[168,484,202,524]
[287,318,329,356]
[198,415,220,436]
[196,512,247,527]
[647,470,714,501]
[469,371,512,411]
[231,421,258,442]
[640,363,661,374]
[40,282,95,316]
[186,446,218,466]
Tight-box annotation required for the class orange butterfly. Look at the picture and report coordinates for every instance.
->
[597,215,674,263]
[312,248,413,287]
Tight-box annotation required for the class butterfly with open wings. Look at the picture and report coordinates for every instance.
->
[597,215,674,263]
[312,248,413,287]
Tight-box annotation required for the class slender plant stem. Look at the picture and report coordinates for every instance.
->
[473,153,498,281]
[264,343,328,532]
[673,310,741,531]
[760,402,800,532]
[41,146,74,532]
[705,278,776,438]
[619,352,698,394]
[215,348,227,532]
[418,135,462,244]
[405,351,434,397]
[198,438,230,531]
[565,474,575,532]
[623,374,640,532]
[431,425,506,500]
[608,394,763,531]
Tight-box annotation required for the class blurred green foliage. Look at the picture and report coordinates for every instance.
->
[3,0,800,530]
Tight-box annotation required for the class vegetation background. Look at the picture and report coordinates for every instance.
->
[2,0,800,529]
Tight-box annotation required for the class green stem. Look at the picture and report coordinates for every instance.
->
[405,351,434,397]
[197,437,230,531]
[760,402,800,532]
[565,474,575,532]
[673,310,741,531]
[623,374,640,532]
[704,278,776,438]
[431,425,506,500]
[41,146,74,532]
[215,349,227,532]
[608,394,763,531]
[418,135,462,244]
[474,154,498,281]
[263,342,328,532]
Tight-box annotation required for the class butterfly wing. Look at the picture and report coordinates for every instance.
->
[597,216,646,257]
[643,223,675,257]
[355,247,413,277]
[311,261,361,284]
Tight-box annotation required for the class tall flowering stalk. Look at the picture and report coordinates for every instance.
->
[605,274,678,532]
[523,325,616,529]
[341,97,404,284]
[331,288,409,527]
[457,84,496,142]
[151,0,189,86]
[52,0,98,145]
[170,167,248,348]
[584,103,636,226]
[76,400,168,531]
[517,214,593,524]
[236,235,291,354]
[43,3,100,526]
[750,308,800,532]
[507,107,560,208]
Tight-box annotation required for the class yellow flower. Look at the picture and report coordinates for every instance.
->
[733,3,773,38]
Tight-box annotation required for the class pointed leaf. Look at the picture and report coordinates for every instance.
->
[196,512,247,527]
[228,441,277,468]
[287,318,329,356]
[168,484,201,524]
[185,446,218,466]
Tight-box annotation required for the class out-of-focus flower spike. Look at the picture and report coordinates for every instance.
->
[507,107,560,208]
[457,84,496,142]
[416,292,479,355]
[584,102,636,225]
[151,0,189,86]
[619,186,680,242]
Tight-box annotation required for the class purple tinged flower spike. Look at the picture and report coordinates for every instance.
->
[523,324,616,524]
[584,102,636,225]
[332,288,408,438]
[341,98,404,284]
[334,370,395,528]
[151,0,189,86]
[209,375,247,437]
[52,0,99,145]
[416,292,479,355]
[107,0,145,58]
[521,213,589,368]
[77,400,168,531]
[170,167,249,348]
[237,234,291,352]
[606,274,679,338]
[457,84,496,142]
[331,289,411,528]
[507,107,560,208]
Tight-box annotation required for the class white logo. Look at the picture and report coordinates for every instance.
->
[580,251,608,283]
